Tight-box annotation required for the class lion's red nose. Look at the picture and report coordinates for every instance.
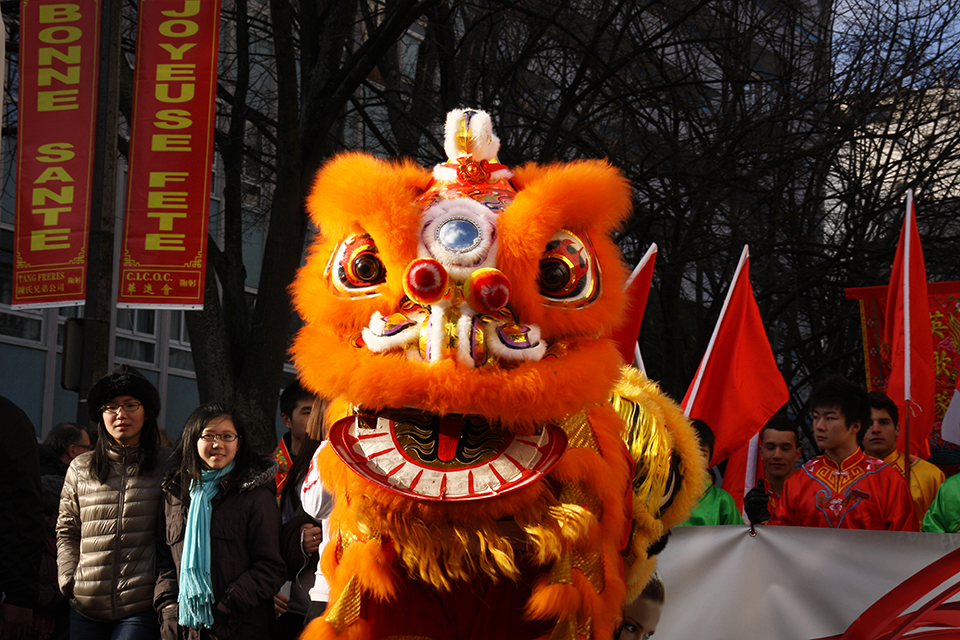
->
[403,258,449,305]
[463,268,511,314]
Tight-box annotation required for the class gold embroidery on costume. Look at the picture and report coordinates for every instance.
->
[550,616,578,640]
[549,614,592,640]
[572,547,604,594]
[812,463,867,493]
[325,575,362,633]
[558,483,603,522]
[560,411,600,452]
[334,530,358,563]
[548,550,573,585]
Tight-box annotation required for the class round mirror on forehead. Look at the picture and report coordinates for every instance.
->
[435,217,482,254]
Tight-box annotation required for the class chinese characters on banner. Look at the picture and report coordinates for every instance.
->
[13,1,101,307]
[118,0,220,309]
[846,282,960,459]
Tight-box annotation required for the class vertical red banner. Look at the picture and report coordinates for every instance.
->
[846,282,960,454]
[118,0,220,308]
[13,0,101,307]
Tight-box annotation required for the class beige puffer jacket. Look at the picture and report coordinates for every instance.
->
[57,445,171,620]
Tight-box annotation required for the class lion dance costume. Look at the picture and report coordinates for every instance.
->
[292,109,705,640]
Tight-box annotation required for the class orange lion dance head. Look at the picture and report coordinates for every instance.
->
[292,109,704,640]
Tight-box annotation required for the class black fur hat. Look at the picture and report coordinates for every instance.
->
[87,364,161,422]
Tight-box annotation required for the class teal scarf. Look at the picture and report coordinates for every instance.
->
[178,461,235,629]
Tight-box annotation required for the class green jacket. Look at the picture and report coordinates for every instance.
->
[922,472,960,533]
[679,481,744,527]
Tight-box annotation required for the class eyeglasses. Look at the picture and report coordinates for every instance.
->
[73,442,91,451]
[199,433,240,443]
[102,401,142,415]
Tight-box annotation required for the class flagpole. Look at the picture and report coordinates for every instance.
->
[625,243,658,289]
[684,245,750,416]
[742,432,760,522]
[634,343,646,374]
[625,243,657,374]
[903,191,913,486]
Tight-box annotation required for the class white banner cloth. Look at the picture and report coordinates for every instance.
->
[656,525,960,639]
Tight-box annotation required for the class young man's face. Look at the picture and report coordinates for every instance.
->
[759,429,800,482]
[282,398,314,441]
[811,405,859,455]
[863,407,899,459]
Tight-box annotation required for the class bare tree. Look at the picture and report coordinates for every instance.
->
[8,0,959,450]
[196,0,960,449]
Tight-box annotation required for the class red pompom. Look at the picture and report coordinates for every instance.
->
[403,258,449,305]
[464,268,511,314]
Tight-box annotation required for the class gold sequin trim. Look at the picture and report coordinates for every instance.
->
[559,410,600,453]
[573,547,604,594]
[548,550,573,585]
[335,529,358,563]
[549,614,592,640]
[579,616,592,637]
[325,574,362,634]
[557,483,603,521]
[549,615,578,640]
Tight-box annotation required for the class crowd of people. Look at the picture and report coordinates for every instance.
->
[686,373,956,533]
[0,367,330,640]
[3,366,959,640]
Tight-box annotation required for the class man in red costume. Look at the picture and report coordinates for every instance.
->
[771,375,917,531]
[272,378,317,505]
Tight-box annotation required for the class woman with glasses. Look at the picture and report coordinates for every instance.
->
[155,403,285,640]
[57,365,172,640]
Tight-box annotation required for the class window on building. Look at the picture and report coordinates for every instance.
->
[0,227,43,342]
[169,310,194,372]
[115,308,157,364]
[56,305,82,346]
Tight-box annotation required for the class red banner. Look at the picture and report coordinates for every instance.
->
[846,282,960,461]
[118,0,220,308]
[13,1,101,307]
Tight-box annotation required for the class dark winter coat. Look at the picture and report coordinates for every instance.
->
[155,456,285,640]
[57,445,173,620]
[38,445,69,478]
[0,395,44,610]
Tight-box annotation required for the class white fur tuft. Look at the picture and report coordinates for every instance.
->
[484,322,546,361]
[362,311,421,353]
[444,109,500,162]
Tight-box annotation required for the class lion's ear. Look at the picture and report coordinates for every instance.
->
[509,160,632,238]
[305,152,432,238]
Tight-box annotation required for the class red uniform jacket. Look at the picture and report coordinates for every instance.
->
[771,449,918,531]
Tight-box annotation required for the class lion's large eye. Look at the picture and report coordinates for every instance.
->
[349,252,384,285]
[538,257,575,295]
[327,234,387,296]
[538,230,600,307]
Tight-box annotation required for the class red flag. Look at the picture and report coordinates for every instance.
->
[611,243,657,367]
[681,246,789,467]
[883,190,935,459]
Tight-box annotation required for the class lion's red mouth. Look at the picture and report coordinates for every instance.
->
[328,408,567,501]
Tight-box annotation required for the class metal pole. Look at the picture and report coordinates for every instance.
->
[76,0,122,426]
[904,409,912,488]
